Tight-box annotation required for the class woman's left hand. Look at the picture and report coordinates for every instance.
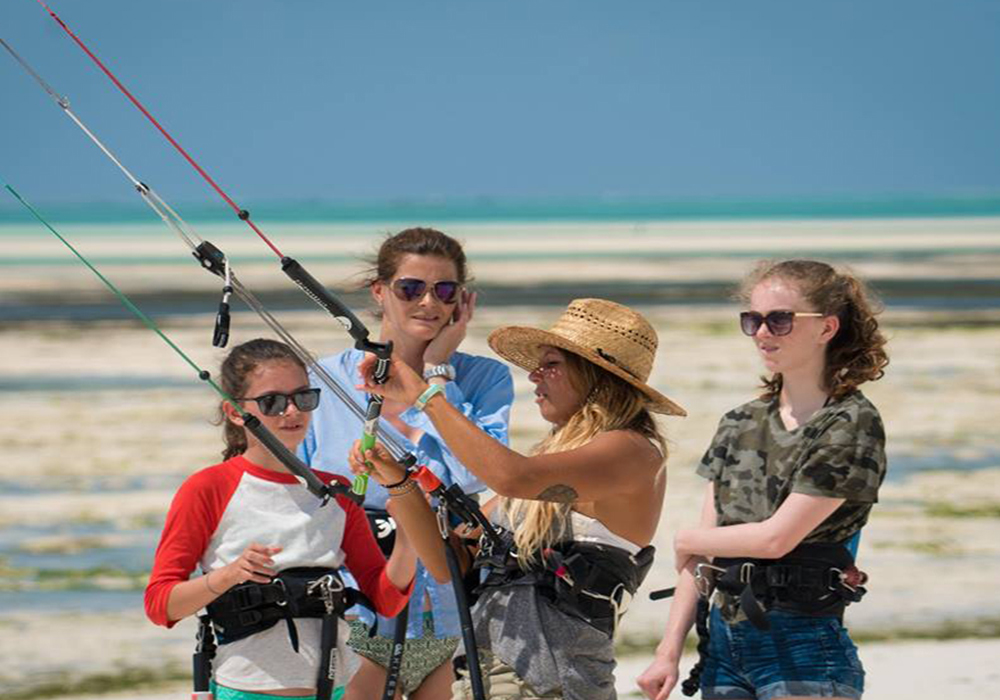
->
[357,353,428,406]
[348,439,409,486]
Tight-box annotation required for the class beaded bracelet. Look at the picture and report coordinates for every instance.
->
[387,478,421,498]
[383,473,410,489]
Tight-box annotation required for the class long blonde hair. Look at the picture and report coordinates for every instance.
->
[501,351,667,565]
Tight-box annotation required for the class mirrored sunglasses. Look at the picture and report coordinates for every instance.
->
[238,388,321,416]
[740,311,824,337]
[390,277,460,304]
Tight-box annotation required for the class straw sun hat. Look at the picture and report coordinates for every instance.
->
[487,298,686,416]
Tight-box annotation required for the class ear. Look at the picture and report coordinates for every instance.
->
[819,314,840,344]
[371,280,386,308]
[222,400,245,427]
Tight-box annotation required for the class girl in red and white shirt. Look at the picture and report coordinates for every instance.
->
[145,338,446,699]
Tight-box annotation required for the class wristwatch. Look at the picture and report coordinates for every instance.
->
[423,363,456,382]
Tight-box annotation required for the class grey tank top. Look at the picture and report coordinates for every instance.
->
[466,509,622,700]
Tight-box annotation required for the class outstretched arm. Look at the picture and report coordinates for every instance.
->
[358,354,662,502]
[401,360,514,494]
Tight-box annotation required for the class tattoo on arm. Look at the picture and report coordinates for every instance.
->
[535,484,579,503]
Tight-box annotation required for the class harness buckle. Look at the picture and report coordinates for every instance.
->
[272,577,288,607]
[435,504,450,540]
[693,562,726,598]
[233,585,263,610]
[307,574,345,615]
[739,562,756,584]
[830,566,868,594]
[237,610,263,627]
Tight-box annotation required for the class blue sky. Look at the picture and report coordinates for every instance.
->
[3,0,1000,205]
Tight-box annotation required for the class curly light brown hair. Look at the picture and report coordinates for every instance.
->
[739,259,889,400]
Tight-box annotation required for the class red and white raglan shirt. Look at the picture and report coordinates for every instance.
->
[145,455,412,692]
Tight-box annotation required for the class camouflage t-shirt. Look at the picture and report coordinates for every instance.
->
[697,390,887,546]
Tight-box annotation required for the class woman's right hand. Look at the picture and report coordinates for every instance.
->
[217,543,282,589]
[357,353,428,406]
[348,439,408,486]
[637,653,681,700]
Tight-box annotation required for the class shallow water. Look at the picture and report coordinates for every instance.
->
[5,277,1000,323]
[887,447,1000,481]
[0,589,142,613]
[0,473,185,495]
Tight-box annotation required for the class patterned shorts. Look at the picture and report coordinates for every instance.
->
[348,614,459,695]
[451,650,563,700]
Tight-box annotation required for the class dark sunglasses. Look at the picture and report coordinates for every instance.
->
[740,311,824,337]
[390,277,461,304]
[238,388,321,416]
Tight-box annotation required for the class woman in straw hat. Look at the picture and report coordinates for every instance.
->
[349,298,685,700]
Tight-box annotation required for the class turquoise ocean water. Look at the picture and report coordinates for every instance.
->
[3,194,1000,226]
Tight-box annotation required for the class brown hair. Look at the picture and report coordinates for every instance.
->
[501,350,667,565]
[216,338,307,460]
[364,227,469,287]
[739,259,889,400]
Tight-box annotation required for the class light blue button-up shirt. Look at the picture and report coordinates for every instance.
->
[299,348,513,639]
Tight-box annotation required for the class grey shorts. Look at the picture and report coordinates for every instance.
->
[451,650,563,700]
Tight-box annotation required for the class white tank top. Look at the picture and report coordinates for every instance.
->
[569,510,642,554]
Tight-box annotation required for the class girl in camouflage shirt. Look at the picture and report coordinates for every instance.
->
[639,260,889,700]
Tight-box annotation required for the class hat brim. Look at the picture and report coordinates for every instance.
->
[487,326,687,416]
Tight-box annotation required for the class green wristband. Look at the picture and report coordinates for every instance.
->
[413,383,445,411]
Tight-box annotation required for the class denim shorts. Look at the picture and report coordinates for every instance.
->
[700,606,865,699]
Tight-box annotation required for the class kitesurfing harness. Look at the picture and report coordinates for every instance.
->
[709,541,868,629]
[649,541,869,697]
[474,526,655,639]
[194,568,373,700]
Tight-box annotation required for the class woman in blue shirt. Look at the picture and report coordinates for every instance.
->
[300,227,514,699]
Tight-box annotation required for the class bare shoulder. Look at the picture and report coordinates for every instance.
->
[590,430,663,471]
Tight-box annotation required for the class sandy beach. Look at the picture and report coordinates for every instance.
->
[2,220,999,699]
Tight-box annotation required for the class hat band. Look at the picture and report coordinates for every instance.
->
[595,348,641,380]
